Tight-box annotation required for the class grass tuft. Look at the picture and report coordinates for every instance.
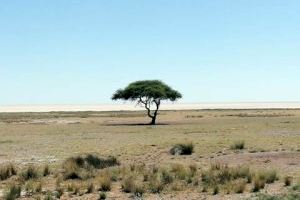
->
[0,163,17,181]
[20,165,39,180]
[4,184,21,200]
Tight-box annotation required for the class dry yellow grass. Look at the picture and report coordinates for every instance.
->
[0,109,299,199]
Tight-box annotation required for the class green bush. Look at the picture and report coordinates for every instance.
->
[170,143,194,155]
[230,140,245,150]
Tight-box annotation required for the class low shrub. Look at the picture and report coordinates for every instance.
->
[170,143,194,155]
[230,140,245,150]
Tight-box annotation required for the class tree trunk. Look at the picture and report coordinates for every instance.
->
[150,115,157,125]
[150,99,160,125]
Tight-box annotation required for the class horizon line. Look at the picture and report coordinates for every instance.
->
[1,102,300,113]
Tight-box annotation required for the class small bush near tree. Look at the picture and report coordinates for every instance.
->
[170,143,194,155]
[230,140,245,150]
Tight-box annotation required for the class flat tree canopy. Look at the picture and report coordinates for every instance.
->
[112,80,182,125]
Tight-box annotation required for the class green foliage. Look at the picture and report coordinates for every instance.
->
[112,80,182,124]
[112,80,182,101]
[170,143,194,155]
[230,140,245,150]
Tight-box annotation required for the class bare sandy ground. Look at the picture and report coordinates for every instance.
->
[1,102,300,112]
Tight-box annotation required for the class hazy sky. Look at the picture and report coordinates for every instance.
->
[0,1,300,105]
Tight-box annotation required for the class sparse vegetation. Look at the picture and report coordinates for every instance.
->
[0,110,299,199]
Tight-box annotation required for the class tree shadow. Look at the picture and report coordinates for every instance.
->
[105,123,170,126]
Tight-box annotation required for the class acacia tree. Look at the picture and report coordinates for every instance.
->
[112,80,182,125]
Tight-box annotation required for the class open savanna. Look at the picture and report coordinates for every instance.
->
[0,109,299,199]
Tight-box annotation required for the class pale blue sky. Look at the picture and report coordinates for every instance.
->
[0,1,300,105]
